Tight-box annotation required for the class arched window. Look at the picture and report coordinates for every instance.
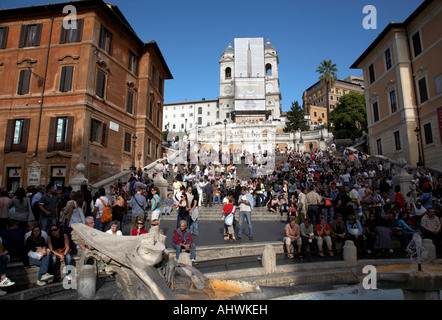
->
[266,64,272,75]
[225,67,232,79]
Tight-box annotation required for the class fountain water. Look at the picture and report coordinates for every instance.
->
[374,233,442,300]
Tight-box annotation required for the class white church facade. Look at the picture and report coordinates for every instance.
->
[164,37,332,153]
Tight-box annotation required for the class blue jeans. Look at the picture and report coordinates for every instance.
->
[324,206,333,223]
[172,243,196,260]
[50,253,72,276]
[237,211,253,238]
[190,219,198,235]
[212,195,221,203]
[29,255,51,281]
[94,218,110,232]
[40,214,57,233]
[162,206,174,215]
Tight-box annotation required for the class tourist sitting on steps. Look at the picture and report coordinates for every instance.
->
[25,225,54,286]
[283,217,301,259]
[172,220,197,265]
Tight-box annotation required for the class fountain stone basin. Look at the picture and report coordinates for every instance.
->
[362,264,442,300]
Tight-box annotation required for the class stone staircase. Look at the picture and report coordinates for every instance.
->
[156,205,289,222]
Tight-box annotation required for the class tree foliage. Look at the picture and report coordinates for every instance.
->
[329,91,367,139]
[316,60,338,89]
[284,100,309,132]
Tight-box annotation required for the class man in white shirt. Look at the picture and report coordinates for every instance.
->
[93,188,111,232]
[342,172,351,187]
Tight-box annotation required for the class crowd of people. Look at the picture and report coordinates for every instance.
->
[0,144,441,295]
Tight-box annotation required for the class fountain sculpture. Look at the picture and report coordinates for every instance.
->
[71,223,322,300]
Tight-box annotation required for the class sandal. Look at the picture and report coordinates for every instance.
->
[318,252,325,257]
[287,254,294,259]
[329,251,334,257]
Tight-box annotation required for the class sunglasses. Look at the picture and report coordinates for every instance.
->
[50,228,59,232]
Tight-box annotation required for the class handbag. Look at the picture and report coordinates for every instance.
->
[28,250,43,261]
[224,206,235,226]
[225,213,234,226]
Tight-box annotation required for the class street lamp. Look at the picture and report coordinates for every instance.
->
[224,119,227,144]
[131,134,137,171]
[414,127,424,167]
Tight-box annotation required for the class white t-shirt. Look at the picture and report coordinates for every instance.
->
[106,229,122,236]
[24,230,48,244]
[94,196,110,219]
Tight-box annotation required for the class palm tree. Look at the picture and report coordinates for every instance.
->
[316,60,338,130]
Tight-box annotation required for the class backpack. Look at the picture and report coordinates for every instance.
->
[59,200,74,227]
[99,198,112,224]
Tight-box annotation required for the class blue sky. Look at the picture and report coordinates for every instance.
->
[3,0,424,111]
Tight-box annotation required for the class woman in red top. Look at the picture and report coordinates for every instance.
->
[315,216,334,256]
[131,217,148,236]
[394,185,406,213]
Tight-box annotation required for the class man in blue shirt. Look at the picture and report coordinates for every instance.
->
[162,193,175,215]
[128,186,147,230]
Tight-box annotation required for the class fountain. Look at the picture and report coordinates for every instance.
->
[359,234,442,300]
[70,223,318,300]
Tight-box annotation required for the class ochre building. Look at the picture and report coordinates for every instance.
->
[0,0,172,191]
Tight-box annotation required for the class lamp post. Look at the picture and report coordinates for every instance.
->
[224,119,227,145]
[131,134,137,171]
[414,127,424,167]
[137,152,142,169]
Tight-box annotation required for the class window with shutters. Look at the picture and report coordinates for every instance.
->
[90,118,107,146]
[126,90,134,114]
[412,31,422,57]
[128,50,139,75]
[59,66,74,92]
[156,106,161,128]
[423,123,433,145]
[418,77,429,103]
[147,138,151,155]
[4,119,30,153]
[368,63,375,85]
[19,24,42,48]
[151,64,156,85]
[98,24,112,54]
[124,132,131,152]
[385,48,392,70]
[394,131,401,151]
[0,26,8,49]
[95,69,106,98]
[389,90,398,113]
[59,19,83,44]
[376,139,383,155]
[17,69,31,95]
[149,100,153,121]
[158,76,164,96]
[372,101,379,122]
[48,116,74,152]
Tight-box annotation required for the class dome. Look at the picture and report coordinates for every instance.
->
[265,39,276,51]
[222,43,234,56]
